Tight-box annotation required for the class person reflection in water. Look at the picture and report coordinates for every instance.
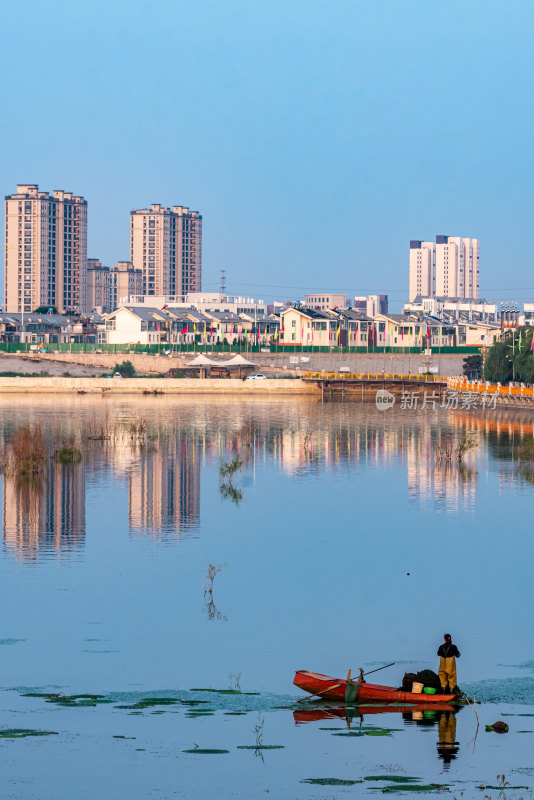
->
[437,711,459,768]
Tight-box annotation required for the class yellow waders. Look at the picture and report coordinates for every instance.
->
[439,656,457,690]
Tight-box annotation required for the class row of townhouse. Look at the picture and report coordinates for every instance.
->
[279,307,501,348]
[0,304,502,350]
[0,312,103,344]
[102,306,280,346]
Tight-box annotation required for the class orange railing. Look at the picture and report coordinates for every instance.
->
[303,372,445,382]
[447,378,534,397]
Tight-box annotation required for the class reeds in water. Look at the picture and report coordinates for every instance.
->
[1,424,48,478]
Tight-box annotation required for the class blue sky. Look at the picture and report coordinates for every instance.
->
[2,0,533,308]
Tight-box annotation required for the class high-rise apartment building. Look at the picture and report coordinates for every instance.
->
[86,259,143,313]
[409,235,479,302]
[434,235,479,299]
[110,261,143,310]
[353,294,389,316]
[409,241,435,301]
[130,203,202,298]
[4,184,88,313]
[87,258,111,312]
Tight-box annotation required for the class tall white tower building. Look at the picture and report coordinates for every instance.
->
[409,240,435,301]
[409,235,479,302]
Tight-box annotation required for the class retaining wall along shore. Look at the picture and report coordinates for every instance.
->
[1,350,468,376]
[0,377,320,394]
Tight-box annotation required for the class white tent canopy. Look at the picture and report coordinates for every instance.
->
[185,353,257,368]
[223,354,256,366]
[185,354,228,367]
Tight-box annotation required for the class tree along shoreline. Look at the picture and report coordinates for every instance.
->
[484,328,534,385]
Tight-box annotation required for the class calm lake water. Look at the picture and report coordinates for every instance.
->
[0,395,533,798]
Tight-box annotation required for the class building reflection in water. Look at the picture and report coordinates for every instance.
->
[2,461,85,562]
[405,419,477,513]
[128,433,200,535]
[3,404,531,560]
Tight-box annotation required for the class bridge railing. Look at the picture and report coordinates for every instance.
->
[303,372,445,382]
[447,377,534,397]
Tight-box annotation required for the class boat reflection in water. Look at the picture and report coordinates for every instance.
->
[294,703,461,769]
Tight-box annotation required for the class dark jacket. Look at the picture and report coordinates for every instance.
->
[437,643,460,658]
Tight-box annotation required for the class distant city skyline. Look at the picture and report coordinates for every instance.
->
[2,0,534,309]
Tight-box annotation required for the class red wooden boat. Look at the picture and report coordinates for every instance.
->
[294,670,457,704]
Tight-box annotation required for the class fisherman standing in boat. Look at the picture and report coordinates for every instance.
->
[437,634,460,693]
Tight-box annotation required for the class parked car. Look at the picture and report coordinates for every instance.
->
[245,373,267,380]
[113,372,123,379]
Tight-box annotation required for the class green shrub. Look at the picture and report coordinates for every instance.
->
[112,360,136,378]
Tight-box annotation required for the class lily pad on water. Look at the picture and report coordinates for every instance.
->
[380,784,448,793]
[180,700,210,706]
[365,729,393,736]
[237,745,285,750]
[365,777,419,783]
[185,708,215,713]
[185,712,215,718]
[182,748,229,754]
[190,688,259,695]
[476,786,528,791]
[113,735,136,739]
[0,728,58,738]
[22,692,113,707]
[332,731,364,737]
[0,638,25,645]
[115,697,180,710]
[301,778,363,786]
[502,713,534,717]
[224,711,249,715]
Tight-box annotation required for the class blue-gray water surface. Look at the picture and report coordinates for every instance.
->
[0,395,533,798]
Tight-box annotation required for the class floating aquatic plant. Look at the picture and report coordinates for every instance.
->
[182,748,229,754]
[115,697,180,710]
[191,688,232,693]
[301,778,363,786]
[237,745,284,750]
[379,785,448,793]
[0,728,58,738]
[52,447,82,465]
[365,777,419,783]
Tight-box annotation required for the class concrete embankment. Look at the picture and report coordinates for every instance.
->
[2,350,467,376]
[0,377,320,394]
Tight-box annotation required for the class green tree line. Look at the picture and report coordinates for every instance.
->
[484,328,534,384]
